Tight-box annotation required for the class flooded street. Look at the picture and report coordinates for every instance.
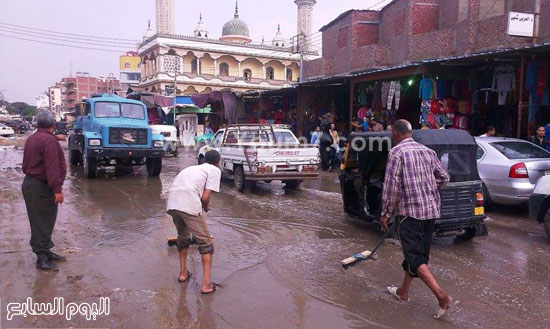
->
[1,144,549,329]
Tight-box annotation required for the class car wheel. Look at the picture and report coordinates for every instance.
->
[146,157,162,176]
[544,208,550,239]
[198,155,204,165]
[69,150,81,165]
[84,156,97,178]
[233,166,246,192]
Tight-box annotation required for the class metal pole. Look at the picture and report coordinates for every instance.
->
[517,53,525,139]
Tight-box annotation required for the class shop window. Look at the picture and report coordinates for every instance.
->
[219,62,229,76]
[191,59,198,74]
[338,26,348,48]
[266,66,274,80]
[286,68,293,81]
[243,69,252,81]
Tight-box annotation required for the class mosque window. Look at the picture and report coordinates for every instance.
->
[286,68,293,81]
[243,69,252,81]
[219,62,229,76]
[266,66,274,80]
[191,59,198,74]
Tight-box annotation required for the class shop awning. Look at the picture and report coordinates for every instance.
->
[168,106,211,115]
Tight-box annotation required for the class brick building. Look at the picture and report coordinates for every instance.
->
[296,0,550,139]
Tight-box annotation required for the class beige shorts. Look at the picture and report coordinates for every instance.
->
[168,210,214,254]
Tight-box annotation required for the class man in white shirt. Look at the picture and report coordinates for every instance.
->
[479,125,495,137]
[167,150,222,294]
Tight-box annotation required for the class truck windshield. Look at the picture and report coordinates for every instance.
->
[95,102,145,119]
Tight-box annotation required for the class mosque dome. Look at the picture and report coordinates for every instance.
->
[272,24,285,47]
[220,1,252,44]
[194,13,209,38]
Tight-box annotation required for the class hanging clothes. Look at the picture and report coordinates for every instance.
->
[372,82,383,112]
[537,61,548,101]
[419,78,434,100]
[492,65,516,106]
[381,82,390,107]
[387,81,401,110]
[437,79,447,100]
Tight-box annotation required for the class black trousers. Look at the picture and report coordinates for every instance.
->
[320,141,331,171]
[397,216,435,278]
[22,175,58,255]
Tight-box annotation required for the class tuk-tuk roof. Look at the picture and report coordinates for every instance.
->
[412,129,476,146]
[350,129,476,146]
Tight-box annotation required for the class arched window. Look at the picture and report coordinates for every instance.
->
[124,63,131,69]
[243,69,252,81]
[286,68,293,81]
[191,59,198,74]
[219,62,229,76]
[266,66,275,80]
[167,49,177,55]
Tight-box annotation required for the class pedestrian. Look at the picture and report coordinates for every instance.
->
[371,118,384,132]
[311,126,321,145]
[21,111,67,271]
[319,114,334,171]
[329,123,340,170]
[380,119,454,319]
[362,117,370,132]
[166,150,222,294]
[529,125,549,149]
[479,125,496,137]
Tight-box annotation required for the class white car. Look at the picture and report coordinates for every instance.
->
[198,124,320,192]
[0,123,15,137]
[150,125,178,156]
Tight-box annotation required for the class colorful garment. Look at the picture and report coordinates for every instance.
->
[419,78,434,100]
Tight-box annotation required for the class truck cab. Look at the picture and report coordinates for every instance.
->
[69,94,165,178]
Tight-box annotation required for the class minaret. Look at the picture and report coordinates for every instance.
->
[155,0,174,35]
[295,0,316,51]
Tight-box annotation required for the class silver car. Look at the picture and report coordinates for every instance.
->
[476,137,550,205]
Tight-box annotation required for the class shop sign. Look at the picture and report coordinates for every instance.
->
[507,12,535,37]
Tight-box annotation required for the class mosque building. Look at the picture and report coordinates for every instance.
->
[138,0,317,95]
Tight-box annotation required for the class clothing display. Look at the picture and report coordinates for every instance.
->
[387,80,401,110]
[381,82,390,107]
[492,65,516,106]
[419,78,435,100]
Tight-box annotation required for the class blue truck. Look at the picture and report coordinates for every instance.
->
[68,94,165,178]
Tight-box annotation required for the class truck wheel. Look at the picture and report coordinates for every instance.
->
[84,156,97,178]
[198,155,204,165]
[285,180,303,190]
[146,157,162,176]
[456,227,476,241]
[69,150,81,165]
[234,166,246,192]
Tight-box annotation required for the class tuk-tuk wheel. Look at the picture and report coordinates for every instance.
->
[456,227,476,241]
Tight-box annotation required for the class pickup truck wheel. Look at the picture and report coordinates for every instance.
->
[285,180,303,190]
[146,157,162,176]
[84,156,97,178]
[69,150,81,165]
[198,155,204,165]
[456,227,476,241]
[234,166,246,192]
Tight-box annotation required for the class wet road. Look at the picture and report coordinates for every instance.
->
[1,144,549,329]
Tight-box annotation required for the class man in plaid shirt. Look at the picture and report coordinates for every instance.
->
[380,119,454,319]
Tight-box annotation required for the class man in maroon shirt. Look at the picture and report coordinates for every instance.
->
[22,111,67,271]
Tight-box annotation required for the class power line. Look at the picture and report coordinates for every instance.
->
[0,28,136,49]
[0,25,138,46]
[0,34,129,53]
[0,21,140,42]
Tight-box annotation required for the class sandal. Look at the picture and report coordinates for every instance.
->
[177,271,192,283]
[201,282,221,295]
[386,286,409,302]
[434,300,458,319]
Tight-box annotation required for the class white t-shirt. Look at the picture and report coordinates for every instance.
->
[167,163,222,216]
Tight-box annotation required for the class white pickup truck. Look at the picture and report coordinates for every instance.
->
[198,124,320,191]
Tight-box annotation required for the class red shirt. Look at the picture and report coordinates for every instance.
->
[22,129,67,193]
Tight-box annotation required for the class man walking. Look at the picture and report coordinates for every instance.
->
[167,150,222,294]
[22,111,67,271]
[380,120,453,318]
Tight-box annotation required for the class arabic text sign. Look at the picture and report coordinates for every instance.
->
[6,297,110,321]
[508,11,534,37]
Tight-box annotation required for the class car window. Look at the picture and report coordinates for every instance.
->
[274,131,299,144]
[239,130,271,143]
[121,103,145,119]
[95,102,120,118]
[490,141,550,159]
[211,132,223,148]
[440,151,471,176]
[476,146,485,160]
[225,131,238,144]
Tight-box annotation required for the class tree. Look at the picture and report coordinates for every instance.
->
[10,102,38,116]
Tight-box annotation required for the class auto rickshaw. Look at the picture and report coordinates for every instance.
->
[339,129,487,240]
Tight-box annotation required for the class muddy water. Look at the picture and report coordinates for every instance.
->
[1,146,549,329]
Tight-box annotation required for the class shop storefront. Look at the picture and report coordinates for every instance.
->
[241,88,298,130]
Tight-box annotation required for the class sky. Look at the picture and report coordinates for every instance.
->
[0,0,391,104]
